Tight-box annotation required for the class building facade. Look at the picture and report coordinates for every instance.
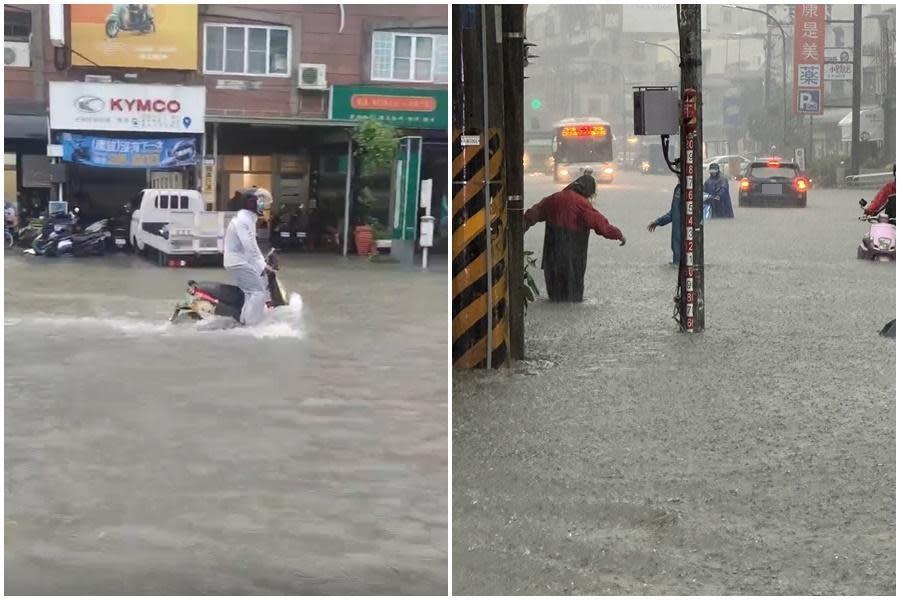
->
[4,3,448,255]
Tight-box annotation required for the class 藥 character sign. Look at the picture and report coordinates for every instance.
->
[794,4,826,115]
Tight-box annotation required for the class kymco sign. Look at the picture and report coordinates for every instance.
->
[50,81,205,133]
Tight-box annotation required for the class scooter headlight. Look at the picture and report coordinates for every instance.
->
[878,237,892,249]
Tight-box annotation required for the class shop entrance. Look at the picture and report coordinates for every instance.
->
[67,164,147,223]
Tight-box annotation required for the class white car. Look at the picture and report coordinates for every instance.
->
[130,188,233,266]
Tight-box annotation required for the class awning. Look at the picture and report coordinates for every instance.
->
[4,114,48,140]
[839,107,884,142]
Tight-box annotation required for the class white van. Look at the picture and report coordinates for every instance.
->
[130,188,234,265]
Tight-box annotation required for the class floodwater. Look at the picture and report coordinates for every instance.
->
[5,251,448,595]
[453,172,895,595]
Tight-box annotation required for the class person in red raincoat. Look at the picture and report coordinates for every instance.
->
[524,174,626,302]
[863,164,895,219]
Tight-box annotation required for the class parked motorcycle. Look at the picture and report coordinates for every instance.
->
[30,218,111,257]
[5,224,16,248]
[106,4,155,38]
[170,249,288,323]
[271,211,308,251]
[857,197,896,262]
[109,202,134,251]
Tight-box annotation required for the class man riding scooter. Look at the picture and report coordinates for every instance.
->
[863,163,895,220]
[223,190,276,326]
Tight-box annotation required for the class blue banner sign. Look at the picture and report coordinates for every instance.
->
[61,133,198,168]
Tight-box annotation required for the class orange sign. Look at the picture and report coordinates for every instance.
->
[350,95,437,112]
[560,125,607,138]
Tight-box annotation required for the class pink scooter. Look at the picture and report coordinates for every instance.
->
[857,197,896,262]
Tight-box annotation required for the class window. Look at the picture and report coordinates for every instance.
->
[4,9,31,41]
[204,24,291,77]
[180,196,190,210]
[159,195,169,209]
[371,31,448,83]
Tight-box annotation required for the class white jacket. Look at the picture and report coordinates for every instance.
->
[223,209,267,274]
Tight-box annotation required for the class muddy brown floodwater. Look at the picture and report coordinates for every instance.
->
[453,173,895,595]
[5,252,447,595]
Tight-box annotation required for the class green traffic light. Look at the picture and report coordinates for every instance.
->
[531,99,542,110]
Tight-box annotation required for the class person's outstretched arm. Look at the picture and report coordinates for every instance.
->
[576,197,624,242]
[523,197,548,231]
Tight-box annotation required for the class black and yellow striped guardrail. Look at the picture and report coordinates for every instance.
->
[451,128,509,369]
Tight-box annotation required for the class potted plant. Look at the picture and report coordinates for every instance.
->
[352,119,398,256]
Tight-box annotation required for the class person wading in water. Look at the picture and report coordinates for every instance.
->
[524,174,626,302]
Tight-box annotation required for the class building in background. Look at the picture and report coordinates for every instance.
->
[3,3,448,257]
[523,4,894,169]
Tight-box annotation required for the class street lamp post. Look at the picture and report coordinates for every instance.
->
[635,39,680,62]
[725,4,788,153]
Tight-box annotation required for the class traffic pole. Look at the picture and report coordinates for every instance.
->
[850,4,862,176]
[502,4,526,361]
[677,4,704,333]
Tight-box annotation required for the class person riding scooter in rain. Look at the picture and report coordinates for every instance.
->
[524,173,626,302]
[863,163,896,220]
[223,190,276,326]
[703,163,734,218]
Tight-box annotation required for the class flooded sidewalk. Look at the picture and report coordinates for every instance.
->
[5,252,448,595]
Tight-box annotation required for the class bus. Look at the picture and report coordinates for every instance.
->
[551,117,616,184]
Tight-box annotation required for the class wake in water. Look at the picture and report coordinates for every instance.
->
[6,293,305,340]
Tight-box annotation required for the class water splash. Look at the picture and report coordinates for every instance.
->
[6,292,306,340]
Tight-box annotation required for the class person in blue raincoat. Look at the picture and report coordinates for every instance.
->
[647,183,683,265]
[703,163,734,218]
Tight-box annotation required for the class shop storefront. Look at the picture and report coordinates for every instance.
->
[48,81,206,221]
[330,85,449,258]
[4,111,51,219]
[203,117,356,248]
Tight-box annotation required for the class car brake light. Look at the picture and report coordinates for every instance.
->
[795,178,808,192]
[740,178,750,191]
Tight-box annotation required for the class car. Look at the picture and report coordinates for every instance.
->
[738,158,810,208]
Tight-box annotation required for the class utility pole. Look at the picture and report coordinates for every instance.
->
[677,4,704,333]
[850,3,863,175]
[765,17,772,112]
[502,5,526,360]
[451,5,511,369]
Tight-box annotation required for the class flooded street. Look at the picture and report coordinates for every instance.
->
[453,171,895,595]
[5,252,447,595]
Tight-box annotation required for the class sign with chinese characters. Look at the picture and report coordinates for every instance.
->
[49,82,206,133]
[330,86,447,130]
[824,62,853,81]
[60,133,198,169]
[794,4,826,115]
[70,4,198,70]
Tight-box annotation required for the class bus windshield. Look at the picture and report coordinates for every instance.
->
[554,124,613,164]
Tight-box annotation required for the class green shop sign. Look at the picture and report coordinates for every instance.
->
[330,85,447,130]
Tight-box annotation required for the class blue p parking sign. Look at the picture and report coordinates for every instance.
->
[797,90,822,115]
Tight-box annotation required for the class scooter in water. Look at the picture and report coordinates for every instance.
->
[106,4,155,38]
[857,197,896,262]
[170,249,288,324]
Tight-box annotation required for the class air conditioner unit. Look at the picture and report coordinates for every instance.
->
[297,63,327,90]
[4,41,31,68]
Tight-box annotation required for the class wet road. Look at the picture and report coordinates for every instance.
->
[5,251,447,595]
[453,171,895,595]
